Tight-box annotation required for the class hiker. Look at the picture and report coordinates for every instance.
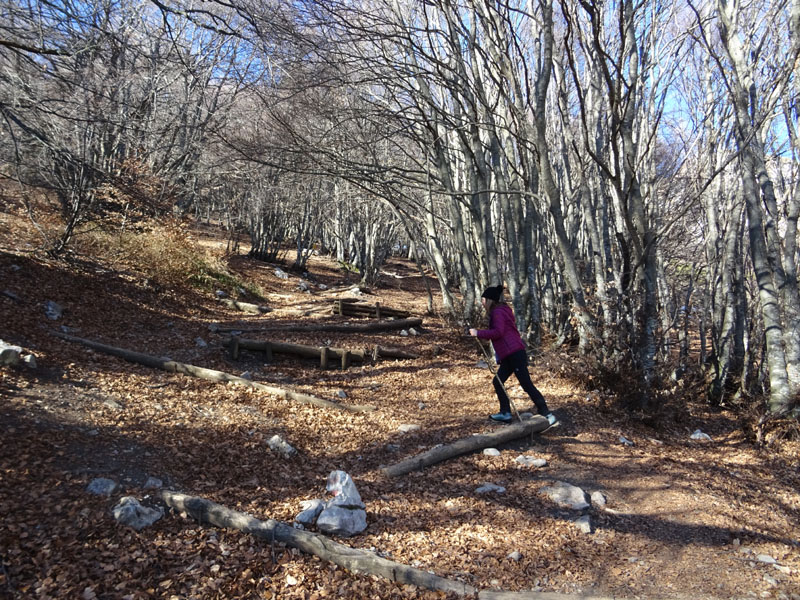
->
[469,284,557,425]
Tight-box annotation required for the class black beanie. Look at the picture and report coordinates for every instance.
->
[481,284,503,302]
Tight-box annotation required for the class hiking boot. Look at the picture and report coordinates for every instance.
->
[545,413,557,426]
[490,412,512,423]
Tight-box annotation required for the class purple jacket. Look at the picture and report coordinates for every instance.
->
[476,303,525,361]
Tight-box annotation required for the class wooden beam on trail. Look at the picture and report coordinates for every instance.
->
[210,317,423,335]
[333,299,410,319]
[381,417,551,477]
[223,338,366,366]
[225,338,420,363]
[53,332,374,413]
[160,490,476,597]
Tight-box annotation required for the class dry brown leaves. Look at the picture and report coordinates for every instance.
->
[1,211,799,599]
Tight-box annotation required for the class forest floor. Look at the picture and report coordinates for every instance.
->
[1,208,799,600]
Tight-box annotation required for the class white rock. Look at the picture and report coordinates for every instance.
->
[143,477,163,490]
[418,402,426,410]
[87,478,117,496]
[574,515,592,534]
[22,354,37,368]
[267,434,297,457]
[215,290,227,298]
[316,505,367,536]
[239,371,253,380]
[326,471,365,508]
[44,300,63,320]
[475,483,506,494]
[318,284,328,290]
[409,328,419,336]
[298,281,310,292]
[274,268,288,280]
[336,390,347,399]
[690,429,713,441]
[539,481,590,510]
[398,424,420,433]
[477,360,489,369]
[619,435,634,446]
[757,554,777,564]
[0,341,22,366]
[507,551,523,561]
[112,496,163,530]
[515,455,546,467]
[295,499,325,525]
[590,491,607,507]
[400,330,409,337]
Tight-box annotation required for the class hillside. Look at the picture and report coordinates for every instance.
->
[1,208,799,599]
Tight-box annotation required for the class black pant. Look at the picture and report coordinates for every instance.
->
[493,349,549,415]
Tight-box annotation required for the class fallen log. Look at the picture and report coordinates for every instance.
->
[382,417,551,477]
[53,332,374,413]
[160,490,475,597]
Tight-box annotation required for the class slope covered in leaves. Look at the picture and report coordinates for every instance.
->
[1,215,799,600]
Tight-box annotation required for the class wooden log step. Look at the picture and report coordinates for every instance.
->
[224,338,366,363]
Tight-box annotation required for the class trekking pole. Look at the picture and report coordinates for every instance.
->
[472,336,523,423]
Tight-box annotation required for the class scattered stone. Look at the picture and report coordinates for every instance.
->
[295,499,325,525]
[757,554,777,564]
[477,360,489,369]
[21,354,37,368]
[398,424,420,433]
[298,281,310,292]
[267,434,297,457]
[539,481,590,510]
[274,268,288,280]
[400,329,409,337]
[648,437,664,445]
[111,496,163,530]
[215,290,227,298]
[44,300,63,320]
[409,328,419,336]
[386,444,401,452]
[690,429,713,441]
[208,323,220,333]
[774,564,792,574]
[764,575,779,587]
[143,477,163,490]
[475,483,506,494]
[103,398,123,411]
[316,471,367,537]
[87,478,117,496]
[418,402,426,410]
[590,491,607,507]
[336,390,347,399]
[318,284,328,291]
[483,448,501,456]
[516,456,547,468]
[0,341,22,366]
[239,371,253,380]
[574,515,592,534]
[507,551,522,561]
[349,287,363,297]
[619,435,634,446]
[2,290,20,302]
[195,337,208,348]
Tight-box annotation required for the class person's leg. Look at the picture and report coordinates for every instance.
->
[508,350,550,415]
[492,359,514,414]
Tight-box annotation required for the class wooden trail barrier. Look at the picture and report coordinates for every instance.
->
[53,332,374,413]
[333,299,410,319]
[382,417,551,477]
[212,317,423,335]
[224,337,419,367]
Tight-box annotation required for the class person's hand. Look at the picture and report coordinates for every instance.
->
[469,328,478,337]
